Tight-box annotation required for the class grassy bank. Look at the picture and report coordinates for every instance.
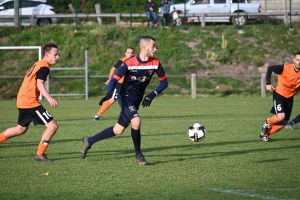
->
[0,22,299,99]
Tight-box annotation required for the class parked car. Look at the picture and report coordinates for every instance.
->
[0,0,57,26]
[164,0,261,26]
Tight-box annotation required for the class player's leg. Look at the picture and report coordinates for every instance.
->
[267,117,287,136]
[82,99,128,159]
[29,106,58,162]
[0,108,31,142]
[0,125,28,142]
[95,99,115,120]
[130,116,148,165]
[35,119,58,162]
[286,114,300,129]
[82,94,128,158]
[260,92,285,142]
[120,100,148,165]
[81,121,126,159]
[291,114,300,124]
[94,83,120,120]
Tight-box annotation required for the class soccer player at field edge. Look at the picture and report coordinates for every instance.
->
[0,43,59,162]
[81,36,168,165]
[94,47,134,120]
[260,52,300,142]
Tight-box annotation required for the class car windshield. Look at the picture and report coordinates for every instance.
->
[191,0,210,5]
[231,0,247,3]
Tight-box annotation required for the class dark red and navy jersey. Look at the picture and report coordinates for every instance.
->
[108,55,167,102]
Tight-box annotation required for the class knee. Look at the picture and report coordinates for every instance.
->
[47,120,58,133]
[276,114,285,122]
[131,118,141,130]
[113,126,125,135]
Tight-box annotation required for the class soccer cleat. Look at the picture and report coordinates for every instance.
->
[261,118,271,135]
[285,123,294,130]
[94,114,100,121]
[34,154,52,162]
[260,133,271,142]
[136,154,149,166]
[81,136,91,159]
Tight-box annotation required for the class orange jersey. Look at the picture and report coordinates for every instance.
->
[17,59,51,108]
[276,64,300,98]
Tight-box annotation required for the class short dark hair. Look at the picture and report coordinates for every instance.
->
[43,43,58,55]
[140,36,155,42]
[294,52,300,57]
[125,47,134,52]
[139,36,155,49]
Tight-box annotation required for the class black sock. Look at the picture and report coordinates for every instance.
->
[88,126,115,145]
[292,114,300,124]
[131,128,142,156]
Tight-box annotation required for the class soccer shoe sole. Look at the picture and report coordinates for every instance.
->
[81,136,91,159]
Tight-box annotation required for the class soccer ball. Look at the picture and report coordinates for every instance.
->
[187,123,206,142]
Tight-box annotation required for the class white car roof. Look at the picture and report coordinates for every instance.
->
[0,0,47,4]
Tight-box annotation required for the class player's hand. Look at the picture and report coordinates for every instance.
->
[266,84,275,92]
[99,93,111,105]
[48,97,58,108]
[104,79,110,85]
[142,91,157,107]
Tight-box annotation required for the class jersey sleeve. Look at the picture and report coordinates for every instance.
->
[114,62,128,79]
[113,60,123,69]
[36,67,49,81]
[156,62,167,81]
[107,63,128,93]
[154,62,168,94]
[266,65,284,85]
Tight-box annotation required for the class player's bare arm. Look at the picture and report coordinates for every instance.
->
[37,79,57,108]
[105,67,117,85]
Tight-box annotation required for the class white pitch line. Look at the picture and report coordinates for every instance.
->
[209,188,297,200]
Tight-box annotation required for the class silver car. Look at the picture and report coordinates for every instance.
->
[0,0,57,26]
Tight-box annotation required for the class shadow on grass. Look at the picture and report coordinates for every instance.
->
[1,136,299,163]
[57,113,234,122]
[254,158,288,163]
[52,138,300,163]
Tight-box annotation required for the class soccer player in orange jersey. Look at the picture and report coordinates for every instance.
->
[0,43,59,162]
[94,47,134,120]
[260,52,300,142]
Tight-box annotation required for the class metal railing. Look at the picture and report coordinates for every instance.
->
[0,12,299,27]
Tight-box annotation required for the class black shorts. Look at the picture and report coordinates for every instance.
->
[18,105,54,126]
[116,94,140,128]
[112,83,121,100]
[270,91,294,121]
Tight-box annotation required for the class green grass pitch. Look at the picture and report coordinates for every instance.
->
[0,96,300,200]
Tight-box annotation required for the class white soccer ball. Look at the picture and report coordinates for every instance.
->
[187,123,206,142]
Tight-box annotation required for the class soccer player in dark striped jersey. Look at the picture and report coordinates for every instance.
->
[81,36,168,165]
[260,52,300,142]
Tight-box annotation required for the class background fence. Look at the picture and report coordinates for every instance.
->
[1,0,300,27]
[0,48,270,100]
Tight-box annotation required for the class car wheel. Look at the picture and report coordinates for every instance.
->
[231,12,248,26]
[37,18,52,26]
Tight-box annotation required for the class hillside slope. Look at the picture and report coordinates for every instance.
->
[0,22,299,99]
